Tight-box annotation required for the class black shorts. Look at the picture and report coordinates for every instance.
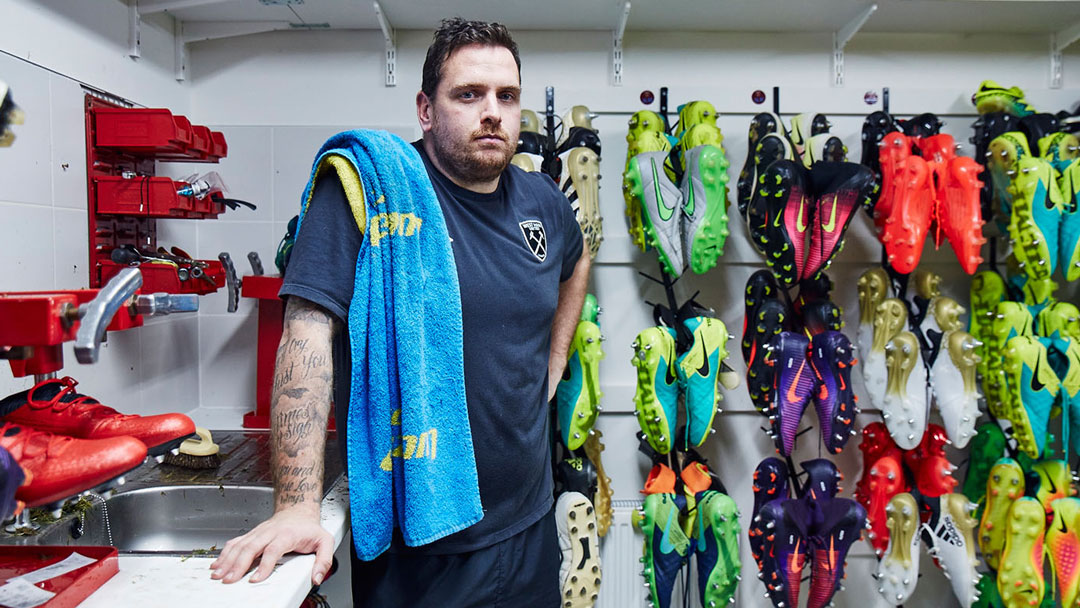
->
[350,510,560,608]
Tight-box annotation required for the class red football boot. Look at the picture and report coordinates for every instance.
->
[880,155,933,274]
[915,454,959,498]
[855,422,902,506]
[861,453,908,557]
[915,133,958,249]
[0,377,196,456]
[941,156,987,274]
[902,423,950,477]
[0,422,146,508]
[874,132,914,235]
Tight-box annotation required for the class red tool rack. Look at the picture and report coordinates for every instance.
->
[85,95,228,293]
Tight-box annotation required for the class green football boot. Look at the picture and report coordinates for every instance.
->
[632,327,680,454]
[580,293,600,325]
[677,317,731,447]
[1037,301,1080,341]
[987,131,1032,230]
[634,493,691,608]
[680,144,730,274]
[962,422,1007,509]
[1020,276,1058,316]
[1049,337,1080,460]
[557,320,604,450]
[1009,156,1063,282]
[1002,335,1060,458]
[969,270,1006,385]
[626,149,684,276]
[974,80,1036,117]
[693,490,741,608]
[624,130,673,253]
[1058,158,1080,280]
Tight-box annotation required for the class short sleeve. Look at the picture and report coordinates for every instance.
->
[278,171,363,321]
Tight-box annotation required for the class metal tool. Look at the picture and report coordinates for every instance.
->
[247,252,264,276]
[74,268,143,364]
[218,252,240,313]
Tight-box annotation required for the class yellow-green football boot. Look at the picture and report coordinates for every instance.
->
[997,497,1046,608]
[1038,301,1080,341]
[974,80,1036,117]
[1038,131,1080,173]
[632,327,680,454]
[1009,156,1064,282]
[1058,158,1080,281]
[970,270,1006,386]
[984,301,1034,419]
[987,131,1032,231]
[634,493,691,608]
[556,320,604,450]
[979,458,1024,570]
[676,100,718,140]
[626,110,666,162]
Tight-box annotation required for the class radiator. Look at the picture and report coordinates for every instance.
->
[596,499,697,608]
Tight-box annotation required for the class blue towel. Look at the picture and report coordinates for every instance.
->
[297,130,482,560]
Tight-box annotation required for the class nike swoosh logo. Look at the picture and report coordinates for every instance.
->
[685,175,696,217]
[1047,473,1058,496]
[795,197,808,233]
[697,336,710,377]
[664,356,678,386]
[1061,516,1069,534]
[659,506,678,553]
[1032,357,1046,392]
[652,159,675,222]
[823,194,839,231]
[772,208,782,229]
[786,360,806,403]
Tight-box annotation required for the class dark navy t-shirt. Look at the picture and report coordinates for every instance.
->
[280,142,583,554]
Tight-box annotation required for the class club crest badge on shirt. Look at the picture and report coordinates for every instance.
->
[519,219,547,262]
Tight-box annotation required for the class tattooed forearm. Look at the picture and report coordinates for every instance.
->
[270,297,337,513]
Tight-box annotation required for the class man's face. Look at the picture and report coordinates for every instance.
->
[419,44,521,186]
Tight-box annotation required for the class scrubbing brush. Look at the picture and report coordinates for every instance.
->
[162,427,221,469]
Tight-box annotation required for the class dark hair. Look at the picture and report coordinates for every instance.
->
[421,18,521,98]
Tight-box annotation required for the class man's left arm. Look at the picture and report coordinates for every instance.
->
[548,239,591,400]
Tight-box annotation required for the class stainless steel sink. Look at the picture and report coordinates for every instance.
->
[34,485,272,554]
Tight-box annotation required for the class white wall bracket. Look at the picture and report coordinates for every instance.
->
[374,1,396,87]
[128,0,141,59]
[612,1,631,86]
[832,3,877,87]
[1051,20,1080,88]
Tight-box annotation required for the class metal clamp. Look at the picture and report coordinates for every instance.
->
[74,267,142,364]
[219,252,240,313]
[134,293,199,316]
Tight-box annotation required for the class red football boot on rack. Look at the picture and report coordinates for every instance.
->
[916,133,957,249]
[880,155,933,274]
[941,156,987,274]
[0,422,146,508]
[874,131,913,235]
[901,423,950,477]
[861,454,907,557]
[0,377,196,456]
[855,422,902,506]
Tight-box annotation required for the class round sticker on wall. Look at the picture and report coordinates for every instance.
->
[752,90,766,105]
[640,90,655,105]
[864,90,879,105]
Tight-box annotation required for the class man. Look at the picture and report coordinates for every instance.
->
[210,18,590,607]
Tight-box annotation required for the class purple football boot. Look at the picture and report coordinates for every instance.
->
[800,458,841,502]
[805,498,867,608]
[751,457,791,562]
[756,498,810,608]
[807,331,859,454]
[0,446,24,520]
[769,332,817,455]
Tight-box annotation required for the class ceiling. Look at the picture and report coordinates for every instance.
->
[154,0,1080,36]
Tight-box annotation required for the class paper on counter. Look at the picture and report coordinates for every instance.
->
[0,578,56,608]
[12,552,97,584]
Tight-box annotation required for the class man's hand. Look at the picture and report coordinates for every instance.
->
[210,506,334,585]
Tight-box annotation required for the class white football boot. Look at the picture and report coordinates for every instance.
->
[882,331,928,450]
[876,493,921,604]
[930,330,982,448]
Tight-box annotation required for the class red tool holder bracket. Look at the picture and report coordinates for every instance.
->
[85,95,228,292]
[240,275,335,430]
[0,289,143,377]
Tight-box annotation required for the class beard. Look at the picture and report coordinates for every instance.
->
[429,114,516,185]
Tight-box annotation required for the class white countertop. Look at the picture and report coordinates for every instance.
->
[77,477,350,608]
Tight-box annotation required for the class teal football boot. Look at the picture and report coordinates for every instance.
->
[634,493,690,608]
[677,317,731,448]
[556,320,604,450]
